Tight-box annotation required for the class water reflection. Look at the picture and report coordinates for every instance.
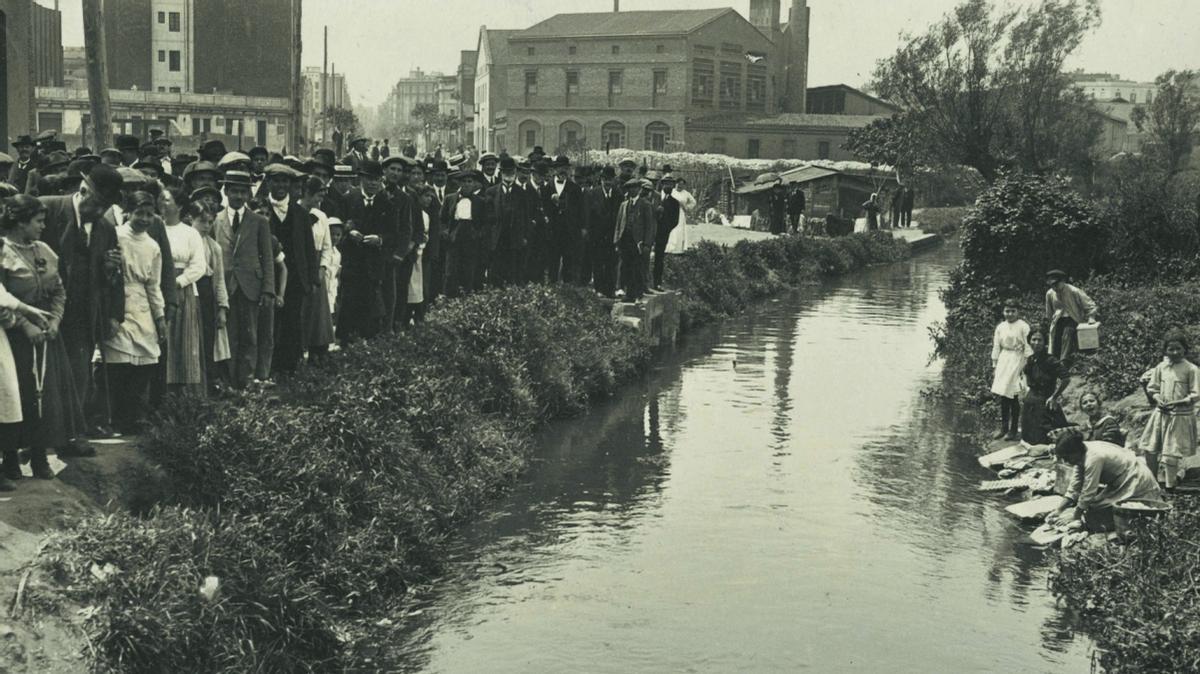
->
[380,244,1093,673]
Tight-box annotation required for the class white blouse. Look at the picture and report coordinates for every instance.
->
[165,222,207,291]
[310,207,334,270]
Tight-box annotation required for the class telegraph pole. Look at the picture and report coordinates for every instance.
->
[322,26,328,147]
[81,0,113,149]
[289,0,303,153]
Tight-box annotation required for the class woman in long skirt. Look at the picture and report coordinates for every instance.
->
[401,187,433,328]
[299,177,334,362]
[1138,328,1200,489]
[1021,329,1070,445]
[0,195,87,479]
[184,191,228,389]
[160,185,208,395]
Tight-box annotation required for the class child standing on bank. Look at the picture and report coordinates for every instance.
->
[990,299,1032,441]
[1139,328,1200,489]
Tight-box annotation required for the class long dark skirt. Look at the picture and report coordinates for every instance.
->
[196,276,225,387]
[7,328,86,449]
[1020,392,1070,445]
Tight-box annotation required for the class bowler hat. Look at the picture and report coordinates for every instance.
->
[429,159,449,174]
[600,166,615,179]
[516,157,531,172]
[84,164,125,205]
[139,143,159,157]
[12,135,34,148]
[220,170,253,187]
[132,158,162,173]
[313,148,336,164]
[153,136,172,146]
[247,146,269,159]
[42,151,72,172]
[358,159,383,179]
[74,146,93,158]
[99,147,122,159]
[553,155,571,167]
[115,134,140,151]
[499,155,517,171]
[200,139,227,157]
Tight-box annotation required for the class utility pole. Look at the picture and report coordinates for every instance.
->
[81,0,113,149]
[289,0,304,153]
[322,26,328,147]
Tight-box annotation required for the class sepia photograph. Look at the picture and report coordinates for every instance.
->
[0,0,1197,671]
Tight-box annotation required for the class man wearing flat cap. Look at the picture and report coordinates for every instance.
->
[339,159,401,341]
[259,164,318,373]
[199,139,227,165]
[213,170,276,388]
[547,155,585,284]
[40,164,127,438]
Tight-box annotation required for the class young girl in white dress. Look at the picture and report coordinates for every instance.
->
[990,299,1032,440]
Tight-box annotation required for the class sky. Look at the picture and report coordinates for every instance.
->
[50,0,1200,109]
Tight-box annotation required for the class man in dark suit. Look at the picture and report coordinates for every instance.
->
[584,166,622,297]
[899,184,915,228]
[40,164,125,442]
[339,160,400,340]
[478,152,500,188]
[382,156,416,331]
[213,170,277,388]
[426,160,453,303]
[614,178,657,303]
[442,170,486,298]
[342,136,370,173]
[652,176,681,291]
[262,164,319,373]
[522,159,552,283]
[546,155,584,284]
[484,155,529,287]
[787,185,806,233]
[8,135,37,193]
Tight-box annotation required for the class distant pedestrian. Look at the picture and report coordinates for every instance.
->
[900,184,914,228]
[787,185,806,233]
[861,193,881,231]
[769,183,788,235]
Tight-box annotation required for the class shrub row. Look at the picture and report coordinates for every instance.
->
[40,232,910,672]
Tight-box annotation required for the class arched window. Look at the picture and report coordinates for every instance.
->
[601,120,626,150]
[517,119,542,155]
[559,120,584,151]
[645,122,671,151]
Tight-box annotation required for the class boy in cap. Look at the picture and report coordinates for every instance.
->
[212,170,276,388]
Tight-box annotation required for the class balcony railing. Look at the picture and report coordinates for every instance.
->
[36,86,290,111]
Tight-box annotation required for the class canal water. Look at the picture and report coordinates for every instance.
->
[382,243,1094,673]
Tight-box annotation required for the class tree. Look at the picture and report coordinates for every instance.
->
[871,0,1101,181]
[1132,70,1200,175]
[320,106,360,140]
[843,112,936,181]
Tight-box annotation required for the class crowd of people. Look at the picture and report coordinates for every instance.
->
[0,131,699,491]
[987,269,1192,530]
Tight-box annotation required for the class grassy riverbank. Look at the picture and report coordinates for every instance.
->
[12,231,909,672]
[933,168,1200,672]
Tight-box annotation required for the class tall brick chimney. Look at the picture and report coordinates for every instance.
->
[749,0,781,37]
[783,0,809,113]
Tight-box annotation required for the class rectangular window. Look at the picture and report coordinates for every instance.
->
[192,118,200,135]
[524,70,537,105]
[169,11,180,32]
[608,70,623,106]
[566,70,579,107]
[653,69,667,108]
[710,137,726,154]
[721,42,744,55]
[782,139,797,158]
[656,44,665,54]
[746,65,767,113]
[719,61,742,110]
[527,47,535,56]
[169,86,181,93]
[157,11,165,23]
[568,45,576,55]
[747,139,761,159]
[169,50,181,72]
[692,59,714,107]
[818,141,831,159]
[157,86,165,92]
[612,45,620,55]
[526,129,536,148]
[158,50,166,62]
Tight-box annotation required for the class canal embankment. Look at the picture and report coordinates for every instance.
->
[933,172,1200,673]
[0,230,909,672]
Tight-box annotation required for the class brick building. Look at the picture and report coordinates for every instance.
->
[0,0,63,149]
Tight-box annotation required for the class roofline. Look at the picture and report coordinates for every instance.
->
[807,83,901,111]
[509,8,738,41]
[688,122,872,132]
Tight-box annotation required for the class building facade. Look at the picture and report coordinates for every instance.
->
[457,49,476,147]
[1070,72,1157,105]
[474,27,514,153]
[36,86,290,151]
[380,68,444,142]
[806,84,899,116]
[686,112,883,160]
[301,65,351,147]
[496,7,779,156]
[0,0,53,150]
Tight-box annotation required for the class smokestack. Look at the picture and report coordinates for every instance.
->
[614,0,619,11]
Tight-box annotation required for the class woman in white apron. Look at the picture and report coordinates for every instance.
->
[665,179,696,254]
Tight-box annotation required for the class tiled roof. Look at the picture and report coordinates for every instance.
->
[690,112,888,129]
[514,9,732,40]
